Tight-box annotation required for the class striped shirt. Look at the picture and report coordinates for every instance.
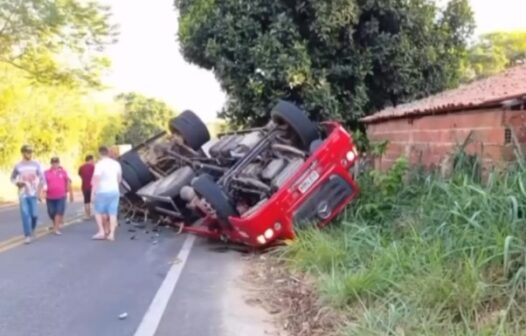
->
[10,160,46,197]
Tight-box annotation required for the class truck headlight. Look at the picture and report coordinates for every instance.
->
[264,228,274,239]
[256,235,266,245]
[346,150,356,162]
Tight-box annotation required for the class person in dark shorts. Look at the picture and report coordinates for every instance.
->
[44,157,73,235]
[78,155,95,219]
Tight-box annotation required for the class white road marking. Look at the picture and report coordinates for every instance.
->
[133,234,196,336]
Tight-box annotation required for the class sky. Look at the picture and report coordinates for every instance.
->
[99,0,526,122]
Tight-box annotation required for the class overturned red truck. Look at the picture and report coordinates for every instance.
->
[118,101,359,248]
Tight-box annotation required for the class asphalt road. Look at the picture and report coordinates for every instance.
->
[0,200,84,241]
[0,203,273,336]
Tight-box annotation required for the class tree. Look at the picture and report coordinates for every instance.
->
[0,64,121,168]
[0,0,118,88]
[463,31,526,81]
[175,0,474,127]
[115,93,176,146]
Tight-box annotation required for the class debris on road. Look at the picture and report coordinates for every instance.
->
[118,312,128,320]
[117,100,360,248]
[170,257,181,265]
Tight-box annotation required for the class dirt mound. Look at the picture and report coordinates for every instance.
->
[242,254,344,336]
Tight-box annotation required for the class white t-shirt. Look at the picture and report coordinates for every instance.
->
[93,157,122,193]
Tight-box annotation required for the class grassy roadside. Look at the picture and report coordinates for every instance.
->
[279,152,526,335]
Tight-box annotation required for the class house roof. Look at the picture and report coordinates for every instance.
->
[361,64,526,123]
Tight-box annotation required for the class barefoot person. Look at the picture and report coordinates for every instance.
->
[78,154,95,219]
[91,146,122,241]
[10,145,47,244]
[44,157,73,235]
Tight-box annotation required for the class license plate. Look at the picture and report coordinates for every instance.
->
[298,170,320,194]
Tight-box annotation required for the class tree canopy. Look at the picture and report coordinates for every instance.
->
[0,64,120,168]
[115,92,176,147]
[175,0,474,127]
[463,31,526,81]
[0,0,118,88]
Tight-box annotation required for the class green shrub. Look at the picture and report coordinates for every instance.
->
[282,153,526,335]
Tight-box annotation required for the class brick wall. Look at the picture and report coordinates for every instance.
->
[365,108,526,171]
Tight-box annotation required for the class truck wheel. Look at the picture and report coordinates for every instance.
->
[191,174,238,224]
[271,100,319,151]
[121,162,144,192]
[121,151,154,185]
[169,110,211,150]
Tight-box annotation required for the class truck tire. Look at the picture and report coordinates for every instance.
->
[121,162,144,192]
[169,110,211,150]
[192,174,238,224]
[271,100,319,151]
[121,151,154,185]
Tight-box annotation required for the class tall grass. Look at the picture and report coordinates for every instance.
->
[282,151,526,335]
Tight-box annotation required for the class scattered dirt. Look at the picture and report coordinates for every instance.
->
[242,253,345,336]
[221,255,284,336]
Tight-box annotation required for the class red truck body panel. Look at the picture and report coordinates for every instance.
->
[182,121,360,247]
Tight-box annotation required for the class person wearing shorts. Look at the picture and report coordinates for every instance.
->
[78,155,95,219]
[91,146,122,241]
[44,157,73,235]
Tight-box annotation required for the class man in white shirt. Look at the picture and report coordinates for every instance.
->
[91,146,122,241]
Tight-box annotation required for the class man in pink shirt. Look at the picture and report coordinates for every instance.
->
[43,157,73,235]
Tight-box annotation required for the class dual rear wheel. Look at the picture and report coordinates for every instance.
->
[121,110,210,193]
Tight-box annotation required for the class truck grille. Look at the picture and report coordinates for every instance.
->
[293,174,353,229]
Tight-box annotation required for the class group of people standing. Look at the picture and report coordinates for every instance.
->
[10,145,122,244]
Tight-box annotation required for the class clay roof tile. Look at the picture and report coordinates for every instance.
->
[361,64,526,123]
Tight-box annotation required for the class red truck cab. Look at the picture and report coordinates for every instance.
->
[183,121,359,247]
